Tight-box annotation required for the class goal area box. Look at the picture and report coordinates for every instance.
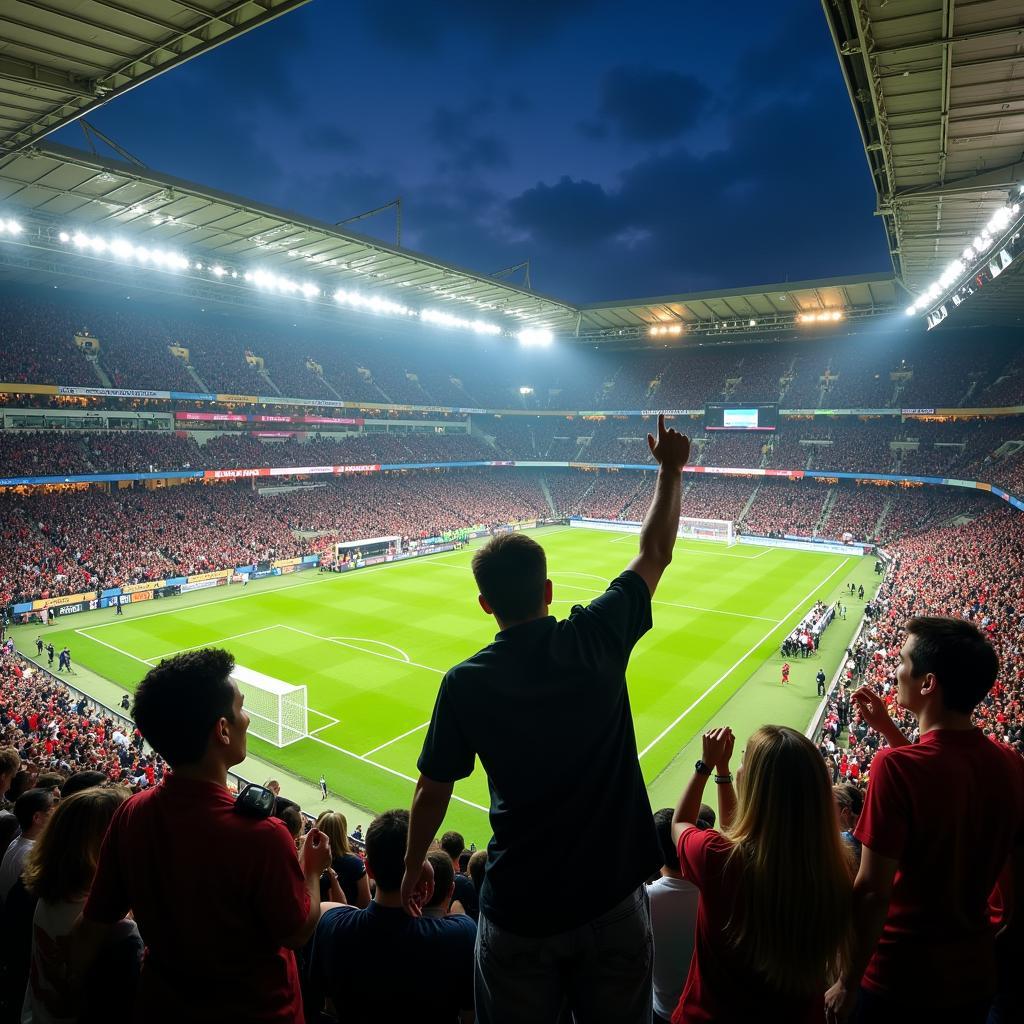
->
[231,665,308,748]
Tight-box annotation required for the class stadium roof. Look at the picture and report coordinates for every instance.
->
[576,275,903,339]
[0,0,313,155]
[0,143,580,330]
[824,0,1024,299]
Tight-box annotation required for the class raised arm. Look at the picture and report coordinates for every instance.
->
[628,414,691,597]
[851,686,910,749]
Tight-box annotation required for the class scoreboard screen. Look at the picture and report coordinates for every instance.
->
[704,402,778,432]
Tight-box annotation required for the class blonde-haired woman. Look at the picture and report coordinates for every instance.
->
[315,810,371,908]
[22,785,140,1024]
[669,725,853,1022]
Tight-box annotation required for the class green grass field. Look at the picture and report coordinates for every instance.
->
[16,526,870,837]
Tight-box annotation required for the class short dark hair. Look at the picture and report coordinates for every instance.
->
[426,850,455,908]
[61,771,109,798]
[467,848,487,892]
[653,804,715,870]
[0,748,20,779]
[273,798,303,841]
[439,830,464,861]
[905,616,999,714]
[132,649,236,766]
[365,809,409,893]
[14,788,53,831]
[471,533,547,622]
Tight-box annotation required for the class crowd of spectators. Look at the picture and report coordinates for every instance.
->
[1,647,167,792]
[817,505,1024,803]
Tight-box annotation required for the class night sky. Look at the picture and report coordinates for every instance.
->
[51,0,892,305]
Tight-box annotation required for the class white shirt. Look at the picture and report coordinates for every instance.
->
[648,874,700,1019]
[0,836,34,904]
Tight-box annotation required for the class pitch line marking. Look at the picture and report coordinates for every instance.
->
[361,721,431,757]
[607,533,766,558]
[329,636,411,662]
[552,581,778,623]
[637,557,851,758]
[280,625,444,675]
[307,734,489,814]
[142,626,280,662]
[74,628,156,666]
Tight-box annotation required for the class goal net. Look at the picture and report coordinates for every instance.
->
[678,516,736,546]
[231,665,308,748]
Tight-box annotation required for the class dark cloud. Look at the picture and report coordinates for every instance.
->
[301,125,361,153]
[429,103,510,173]
[506,177,627,247]
[597,66,710,142]
[356,0,611,53]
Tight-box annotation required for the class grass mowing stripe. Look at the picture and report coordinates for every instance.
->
[637,557,851,758]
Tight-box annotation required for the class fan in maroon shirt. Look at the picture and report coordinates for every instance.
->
[826,616,1024,1024]
[73,648,332,1023]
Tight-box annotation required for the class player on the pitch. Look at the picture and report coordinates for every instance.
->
[781,661,791,686]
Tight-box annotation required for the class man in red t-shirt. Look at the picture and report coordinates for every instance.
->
[74,648,332,1023]
[825,616,1024,1024]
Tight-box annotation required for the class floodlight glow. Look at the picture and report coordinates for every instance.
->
[212,265,226,277]
[517,328,553,347]
[905,304,917,316]
[59,231,69,242]
[334,288,413,317]
[0,219,22,235]
[421,308,501,335]
[110,239,133,259]
[519,386,534,394]
[73,232,89,248]
[300,282,319,299]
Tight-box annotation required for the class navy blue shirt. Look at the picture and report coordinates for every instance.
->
[309,902,475,1021]
[418,569,661,936]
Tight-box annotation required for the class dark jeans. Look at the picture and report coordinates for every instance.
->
[854,986,991,1024]
[475,886,653,1024]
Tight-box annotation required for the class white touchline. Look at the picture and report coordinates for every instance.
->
[361,720,431,757]
[74,629,155,667]
[307,734,489,814]
[637,557,852,758]
[330,636,411,663]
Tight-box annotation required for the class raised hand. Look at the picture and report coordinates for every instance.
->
[851,685,893,731]
[647,413,691,474]
[702,726,734,772]
[299,827,332,877]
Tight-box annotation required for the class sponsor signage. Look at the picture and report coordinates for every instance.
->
[187,569,233,584]
[58,386,168,399]
[215,393,259,404]
[120,579,165,595]
[300,415,364,425]
[32,590,97,610]
[180,578,224,593]
[131,590,154,602]
[175,412,248,422]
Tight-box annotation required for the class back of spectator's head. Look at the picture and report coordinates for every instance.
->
[653,804,715,871]
[458,850,471,873]
[832,783,864,830]
[472,533,548,623]
[467,848,487,893]
[439,829,464,863]
[35,771,66,794]
[10,770,35,802]
[315,810,351,857]
[0,747,20,793]
[365,809,409,892]
[61,771,109,799]
[15,787,55,834]
[902,616,999,714]
[272,798,303,842]
[263,779,281,796]
[425,850,455,909]
[22,786,128,902]
[133,649,241,767]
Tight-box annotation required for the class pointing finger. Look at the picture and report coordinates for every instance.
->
[658,412,666,438]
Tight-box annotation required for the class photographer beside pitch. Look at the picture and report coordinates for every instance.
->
[402,414,691,1023]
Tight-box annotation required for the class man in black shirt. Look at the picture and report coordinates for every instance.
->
[817,668,828,696]
[403,414,690,1024]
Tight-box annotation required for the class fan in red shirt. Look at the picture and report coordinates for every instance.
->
[74,648,333,1023]
[670,725,853,1023]
[825,616,1024,1024]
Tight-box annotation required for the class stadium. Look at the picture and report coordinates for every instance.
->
[0,1,1022,1022]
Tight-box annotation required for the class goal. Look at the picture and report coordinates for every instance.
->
[231,665,309,747]
[678,516,736,546]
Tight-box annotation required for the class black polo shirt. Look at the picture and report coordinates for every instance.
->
[418,569,662,936]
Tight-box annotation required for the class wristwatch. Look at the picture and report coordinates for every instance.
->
[694,759,713,776]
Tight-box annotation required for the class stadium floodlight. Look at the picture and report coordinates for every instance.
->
[212,265,226,277]
[517,327,553,347]
[798,311,844,324]
[0,219,22,235]
[649,324,683,337]
[519,386,534,394]
[420,308,501,335]
[334,288,413,317]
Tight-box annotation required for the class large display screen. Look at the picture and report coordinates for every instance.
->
[704,402,778,432]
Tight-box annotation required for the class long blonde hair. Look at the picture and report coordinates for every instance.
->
[22,787,129,903]
[724,726,853,995]
[316,810,352,857]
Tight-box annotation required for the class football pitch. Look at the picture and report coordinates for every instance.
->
[25,526,869,838]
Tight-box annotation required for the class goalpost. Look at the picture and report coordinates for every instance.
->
[678,516,736,546]
[231,665,309,747]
